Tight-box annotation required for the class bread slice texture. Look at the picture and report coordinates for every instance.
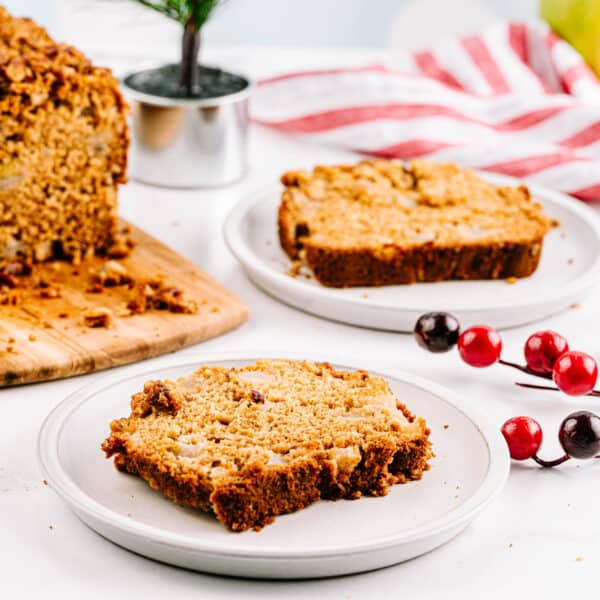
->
[0,8,128,264]
[279,159,553,287]
[102,360,431,532]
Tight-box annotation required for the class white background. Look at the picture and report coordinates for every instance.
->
[7,0,538,48]
[2,1,599,598]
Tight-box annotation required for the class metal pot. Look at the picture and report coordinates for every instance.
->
[122,66,251,188]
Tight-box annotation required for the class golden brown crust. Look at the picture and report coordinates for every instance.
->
[278,159,552,287]
[102,360,432,532]
[0,8,129,263]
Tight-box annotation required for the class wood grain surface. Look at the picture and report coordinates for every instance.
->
[0,221,248,386]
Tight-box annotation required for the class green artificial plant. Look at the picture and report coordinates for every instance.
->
[133,0,221,95]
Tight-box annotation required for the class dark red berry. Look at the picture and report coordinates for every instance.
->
[414,312,460,353]
[524,330,569,375]
[458,325,502,367]
[552,351,598,396]
[501,416,543,460]
[559,410,600,459]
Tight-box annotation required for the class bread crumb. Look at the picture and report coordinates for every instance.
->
[571,303,581,310]
[58,312,69,319]
[42,321,53,329]
[568,258,575,265]
[576,556,584,562]
[106,236,134,259]
[42,479,48,486]
[49,525,54,530]
[508,543,513,549]
[362,293,369,299]
[288,260,302,278]
[211,306,220,313]
[83,307,113,328]
[28,334,36,342]
[443,424,449,430]
[126,278,198,315]
[7,336,15,343]
[506,276,517,284]
[93,259,133,287]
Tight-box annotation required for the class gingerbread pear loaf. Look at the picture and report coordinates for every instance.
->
[0,7,128,265]
[102,360,432,532]
[279,159,553,287]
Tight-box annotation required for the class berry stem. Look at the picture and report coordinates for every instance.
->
[532,454,571,468]
[515,382,600,396]
[498,359,553,380]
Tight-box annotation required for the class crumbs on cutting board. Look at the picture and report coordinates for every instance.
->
[0,252,201,331]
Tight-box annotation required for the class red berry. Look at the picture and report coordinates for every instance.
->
[524,330,569,375]
[458,325,502,367]
[552,351,598,396]
[501,416,543,460]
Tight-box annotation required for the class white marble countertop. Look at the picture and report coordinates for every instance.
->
[4,37,600,599]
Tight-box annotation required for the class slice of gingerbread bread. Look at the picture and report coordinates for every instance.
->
[278,159,553,287]
[102,359,431,532]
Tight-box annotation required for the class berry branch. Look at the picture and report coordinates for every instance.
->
[498,358,553,379]
[414,312,600,469]
[515,382,600,396]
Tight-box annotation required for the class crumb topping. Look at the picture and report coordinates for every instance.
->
[281,159,553,250]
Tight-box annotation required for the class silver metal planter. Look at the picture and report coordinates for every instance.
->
[122,67,251,188]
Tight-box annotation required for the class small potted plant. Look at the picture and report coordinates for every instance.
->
[123,0,251,188]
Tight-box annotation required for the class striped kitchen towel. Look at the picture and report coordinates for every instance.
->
[252,20,600,200]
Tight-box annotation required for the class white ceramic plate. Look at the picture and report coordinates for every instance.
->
[38,352,509,579]
[224,174,600,331]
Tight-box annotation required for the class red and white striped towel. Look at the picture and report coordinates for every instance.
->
[252,20,600,201]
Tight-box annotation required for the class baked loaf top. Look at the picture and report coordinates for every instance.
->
[280,160,552,255]
[102,360,431,530]
[0,7,121,105]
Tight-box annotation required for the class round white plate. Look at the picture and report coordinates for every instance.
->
[38,352,509,579]
[224,174,600,331]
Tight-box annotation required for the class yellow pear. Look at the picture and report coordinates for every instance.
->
[541,0,600,76]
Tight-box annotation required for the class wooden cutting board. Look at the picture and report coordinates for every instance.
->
[0,221,248,386]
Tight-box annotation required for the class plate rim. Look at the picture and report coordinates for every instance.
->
[223,172,600,313]
[38,350,510,560]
